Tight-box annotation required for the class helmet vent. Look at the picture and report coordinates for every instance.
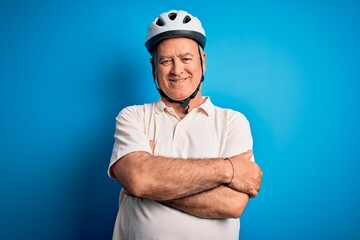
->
[155,18,165,26]
[168,12,177,20]
[183,15,191,24]
[145,10,207,53]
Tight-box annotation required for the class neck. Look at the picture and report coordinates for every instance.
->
[161,92,205,118]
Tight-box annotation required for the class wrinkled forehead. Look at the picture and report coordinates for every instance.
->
[154,37,200,57]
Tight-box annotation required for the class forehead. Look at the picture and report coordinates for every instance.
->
[156,38,199,55]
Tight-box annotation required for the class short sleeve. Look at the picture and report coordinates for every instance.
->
[108,105,153,178]
[222,110,255,162]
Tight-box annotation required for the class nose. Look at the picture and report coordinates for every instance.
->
[170,60,184,75]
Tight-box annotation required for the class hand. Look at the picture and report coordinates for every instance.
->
[227,150,263,198]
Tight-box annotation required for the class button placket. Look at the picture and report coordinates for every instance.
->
[173,120,185,143]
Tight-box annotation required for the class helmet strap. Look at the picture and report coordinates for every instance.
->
[156,75,204,114]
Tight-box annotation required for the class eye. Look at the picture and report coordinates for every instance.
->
[160,59,172,66]
[182,57,192,63]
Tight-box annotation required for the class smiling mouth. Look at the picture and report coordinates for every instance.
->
[169,77,189,83]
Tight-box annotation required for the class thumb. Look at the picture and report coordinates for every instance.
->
[243,150,253,159]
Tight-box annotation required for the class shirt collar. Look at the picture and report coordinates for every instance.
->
[154,97,215,117]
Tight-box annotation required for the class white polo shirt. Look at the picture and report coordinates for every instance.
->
[109,97,254,240]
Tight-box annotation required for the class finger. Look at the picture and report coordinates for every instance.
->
[258,173,263,185]
[256,182,261,192]
[149,140,155,154]
[242,150,253,159]
[251,180,260,192]
[249,189,258,198]
[242,184,258,198]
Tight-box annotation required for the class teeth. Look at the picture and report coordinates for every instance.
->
[171,78,187,82]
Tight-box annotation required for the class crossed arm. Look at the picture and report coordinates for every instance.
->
[111,149,261,219]
[161,185,249,219]
[110,106,262,219]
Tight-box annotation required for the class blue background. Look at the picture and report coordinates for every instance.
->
[1,0,359,239]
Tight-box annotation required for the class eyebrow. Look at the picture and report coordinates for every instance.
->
[158,56,171,61]
[158,53,194,61]
[179,53,194,58]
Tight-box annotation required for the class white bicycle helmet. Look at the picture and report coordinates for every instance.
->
[145,10,206,53]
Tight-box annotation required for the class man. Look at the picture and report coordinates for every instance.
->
[108,10,263,239]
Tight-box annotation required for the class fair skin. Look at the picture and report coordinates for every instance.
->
[152,37,206,117]
[111,37,262,218]
[148,141,254,219]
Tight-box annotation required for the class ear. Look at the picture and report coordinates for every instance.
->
[150,58,156,79]
[201,52,206,73]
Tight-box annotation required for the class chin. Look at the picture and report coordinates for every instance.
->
[170,92,192,101]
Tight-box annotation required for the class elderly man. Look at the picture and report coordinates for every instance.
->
[108,10,263,239]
